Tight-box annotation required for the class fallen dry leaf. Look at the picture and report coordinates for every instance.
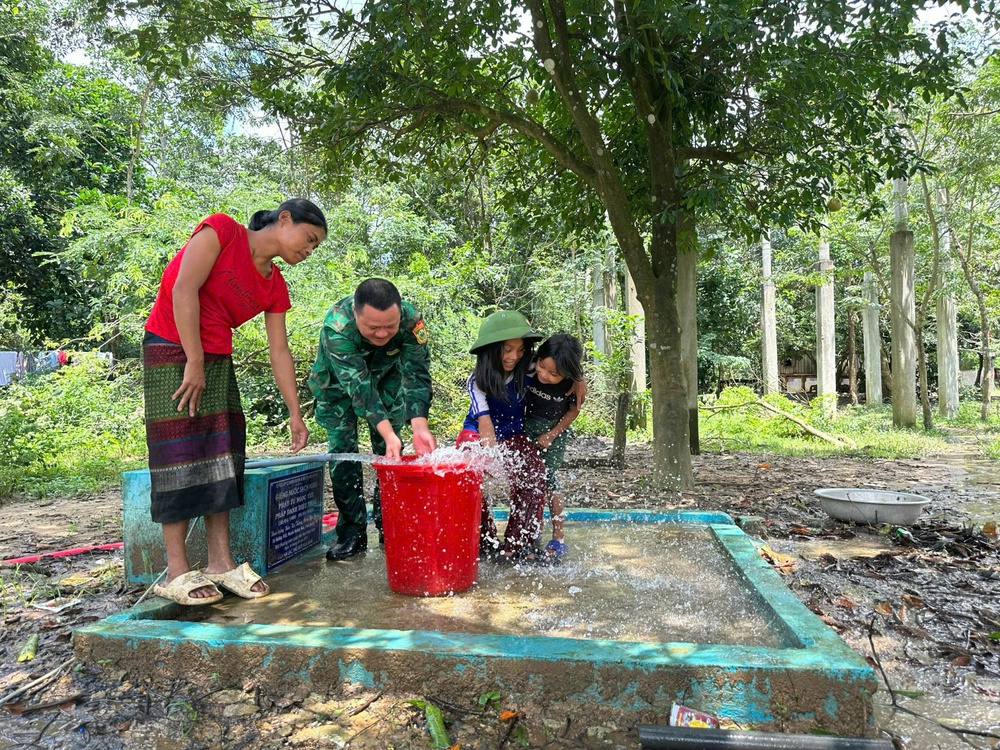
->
[902,594,925,608]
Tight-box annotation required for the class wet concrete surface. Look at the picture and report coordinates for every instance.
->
[178,520,789,648]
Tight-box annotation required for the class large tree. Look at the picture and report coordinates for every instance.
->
[88,0,987,487]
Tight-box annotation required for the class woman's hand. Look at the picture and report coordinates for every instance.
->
[172,359,205,417]
[289,415,309,453]
[568,378,587,407]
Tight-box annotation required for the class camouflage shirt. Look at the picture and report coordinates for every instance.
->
[308,295,432,428]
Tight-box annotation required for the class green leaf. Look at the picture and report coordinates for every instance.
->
[16,633,38,662]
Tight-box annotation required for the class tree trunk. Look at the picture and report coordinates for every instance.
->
[916,324,933,430]
[761,230,780,395]
[611,391,630,468]
[591,262,607,357]
[936,266,959,419]
[983,328,993,420]
[952,228,993,420]
[890,179,917,428]
[890,227,918,428]
[976,303,993,419]
[881,352,893,399]
[815,238,836,415]
[677,217,699,455]
[862,271,883,405]
[126,81,153,206]
[848,309,858,405]
[625,266,647,430]
[643,273,694,490]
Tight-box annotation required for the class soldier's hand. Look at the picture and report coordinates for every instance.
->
[410,418,436,456]
[385,433,403,459]
[412,430,436,456]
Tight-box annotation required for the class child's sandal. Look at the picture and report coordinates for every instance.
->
[510,546,559,567]
[545,539,568,559]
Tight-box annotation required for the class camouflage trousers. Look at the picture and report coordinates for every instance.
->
[324,389,404,541]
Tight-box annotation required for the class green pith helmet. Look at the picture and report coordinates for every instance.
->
[470,310,543,353]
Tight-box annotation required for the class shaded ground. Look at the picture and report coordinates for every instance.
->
[1,440,999,749]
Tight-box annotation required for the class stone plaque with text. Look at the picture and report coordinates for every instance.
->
[266,467,324,571]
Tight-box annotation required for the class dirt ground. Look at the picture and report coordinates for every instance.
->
[1,439,999,749]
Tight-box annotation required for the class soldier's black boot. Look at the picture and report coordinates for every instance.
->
[326,531,368,560]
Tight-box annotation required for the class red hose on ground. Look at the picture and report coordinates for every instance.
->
[1,542,125,566]
[2,513,337,566]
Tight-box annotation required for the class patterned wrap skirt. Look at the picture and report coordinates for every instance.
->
[143,332,246,524]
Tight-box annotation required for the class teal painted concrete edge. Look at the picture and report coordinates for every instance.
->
[82,510,869,679]
[77,616,867,675]
[709,524,871,671]
[493,507,734,525]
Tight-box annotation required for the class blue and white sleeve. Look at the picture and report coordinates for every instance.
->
[467,373,489,419]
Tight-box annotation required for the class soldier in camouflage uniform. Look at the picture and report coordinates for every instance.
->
[308,278,435,560]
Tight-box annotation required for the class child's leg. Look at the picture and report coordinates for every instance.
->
[498,434,546,556]
[542,429,570,555]
[549,491,564,540]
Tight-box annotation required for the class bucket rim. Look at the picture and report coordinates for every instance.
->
[373,455,479,474]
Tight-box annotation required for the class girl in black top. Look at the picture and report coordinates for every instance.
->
[523,334,586,558]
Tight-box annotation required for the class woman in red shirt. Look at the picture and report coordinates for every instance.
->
[143,199,326,604]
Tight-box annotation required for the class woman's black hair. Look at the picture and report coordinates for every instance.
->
[248,198,327,233]
[536,333,584,381]
[474,339,535,401]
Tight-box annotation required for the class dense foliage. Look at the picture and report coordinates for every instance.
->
[4,0,1000,498]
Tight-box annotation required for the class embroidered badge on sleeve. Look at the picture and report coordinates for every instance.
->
[412,319,429,344]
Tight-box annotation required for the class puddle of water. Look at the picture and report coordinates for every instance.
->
[771,535,894,560]
[178,521,790,648]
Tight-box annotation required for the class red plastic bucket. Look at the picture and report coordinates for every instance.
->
[374,455,483,596]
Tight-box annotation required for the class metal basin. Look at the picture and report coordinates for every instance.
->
[814,488,930,526]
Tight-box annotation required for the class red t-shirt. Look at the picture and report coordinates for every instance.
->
[145,213,291,354]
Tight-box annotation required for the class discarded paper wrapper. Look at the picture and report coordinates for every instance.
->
[669,702,720,729]
[31,597,82,614]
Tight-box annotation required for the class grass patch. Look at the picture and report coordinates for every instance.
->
[699,388,955,458]
[0,356,148,500]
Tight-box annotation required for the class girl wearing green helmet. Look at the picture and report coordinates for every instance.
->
[456,310,553,564]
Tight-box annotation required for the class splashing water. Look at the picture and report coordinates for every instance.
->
[400,443,513,479]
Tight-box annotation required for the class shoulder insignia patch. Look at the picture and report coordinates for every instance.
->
[412,319,428,344]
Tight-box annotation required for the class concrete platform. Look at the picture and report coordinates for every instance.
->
[75,509,878,735]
